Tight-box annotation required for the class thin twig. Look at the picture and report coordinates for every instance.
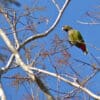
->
[0,80,6,100]
[77,20,100,25]
[51,0,60,11]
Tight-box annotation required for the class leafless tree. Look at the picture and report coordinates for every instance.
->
[0,0,100,100]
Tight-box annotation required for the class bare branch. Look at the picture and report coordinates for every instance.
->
[29,67,100,100]
[21,0,71,47]
[77,20,100,25]
[0,82,6,100]
[0,29,54,100]
[0,29,35,79]
[80,70,98,86]
[51,0,60,11]
[0,0,71,75]
[1,9,20,48]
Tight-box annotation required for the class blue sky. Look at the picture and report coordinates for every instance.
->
[0,0,100,100]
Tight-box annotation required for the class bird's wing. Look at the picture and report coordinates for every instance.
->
[74,30,85,43]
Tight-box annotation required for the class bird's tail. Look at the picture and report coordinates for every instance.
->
[83,49,88,55]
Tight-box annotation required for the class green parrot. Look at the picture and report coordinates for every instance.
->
[62,25,88,54]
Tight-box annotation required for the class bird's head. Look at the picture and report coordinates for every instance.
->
[62,25,72,32]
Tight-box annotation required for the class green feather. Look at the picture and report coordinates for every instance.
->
[68,30,84,45]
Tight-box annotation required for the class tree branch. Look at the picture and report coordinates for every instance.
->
[20,0,71,47]
[0,81,6,100]
[0,29,54,100]
[29,66,100,100]
[0,0,71,75]
[77,20,100,25]
[1,9,20,48]
[51,0,60,11]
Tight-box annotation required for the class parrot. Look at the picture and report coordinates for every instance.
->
[62,25,88,54]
